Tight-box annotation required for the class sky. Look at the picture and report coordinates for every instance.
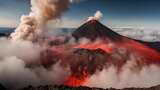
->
[0,0,160,29]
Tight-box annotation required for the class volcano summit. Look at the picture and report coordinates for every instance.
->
[72,20,123,41]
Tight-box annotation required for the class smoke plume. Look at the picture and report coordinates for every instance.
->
[10,0,70,41]
[87,10,103,21]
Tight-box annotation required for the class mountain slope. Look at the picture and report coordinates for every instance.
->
[72,20,123,41]
[72,20,160,52]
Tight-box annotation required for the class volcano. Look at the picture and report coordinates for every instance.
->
[41,20,160,88]
[72,20,160,52]
[71,20,160,64]
[72,20,123,41]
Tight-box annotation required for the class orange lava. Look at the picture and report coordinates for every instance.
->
[64,75,88,87]
[74,39,160,63]
[74,41,112,53]
[64,71,89,87]
[124,40,160,63]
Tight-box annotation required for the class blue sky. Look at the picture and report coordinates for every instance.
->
[0,0,160,29]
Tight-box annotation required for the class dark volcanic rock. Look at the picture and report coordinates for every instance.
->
[19,85,160,90]
[70,48,109,75]
[72,20,123,41]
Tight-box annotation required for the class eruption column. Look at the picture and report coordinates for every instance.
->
[10,0,70,41]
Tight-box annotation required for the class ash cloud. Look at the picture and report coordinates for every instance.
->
[10,0,70,41]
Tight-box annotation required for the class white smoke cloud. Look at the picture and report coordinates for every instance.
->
[87,10,103,21]
[0,56,70,90]
[84,60,160,89]
[0,38,42,64]
[0,38,70,89]
[114,27,160,41]
[0,56,40,89]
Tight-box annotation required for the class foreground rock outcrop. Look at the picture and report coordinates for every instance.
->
[19,85,160,90]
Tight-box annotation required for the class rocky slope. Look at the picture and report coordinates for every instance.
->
[72,20,123,41]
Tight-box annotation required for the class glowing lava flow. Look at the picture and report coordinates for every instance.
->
[74,40,113,53]
[64,41,112,87]
[64,39,160,87]
[123,39,160,63]
[75,39,160,64]
[46,38,160,87]
[64,75,88,87]
[64,71,89,87]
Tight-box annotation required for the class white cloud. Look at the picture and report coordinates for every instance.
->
[113,27,160,41]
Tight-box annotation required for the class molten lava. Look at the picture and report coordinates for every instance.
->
[123,39,160,63]
[74,39,160,64]
[64,75,88,87]
[74,40,113,53]
[64,71,89,87]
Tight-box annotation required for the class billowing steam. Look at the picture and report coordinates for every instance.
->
[85,61,160,89]
[10,0,70,41]
[0,38,70,89]
[87,10,103,21]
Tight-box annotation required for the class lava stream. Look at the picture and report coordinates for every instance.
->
[74,40,113,53]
